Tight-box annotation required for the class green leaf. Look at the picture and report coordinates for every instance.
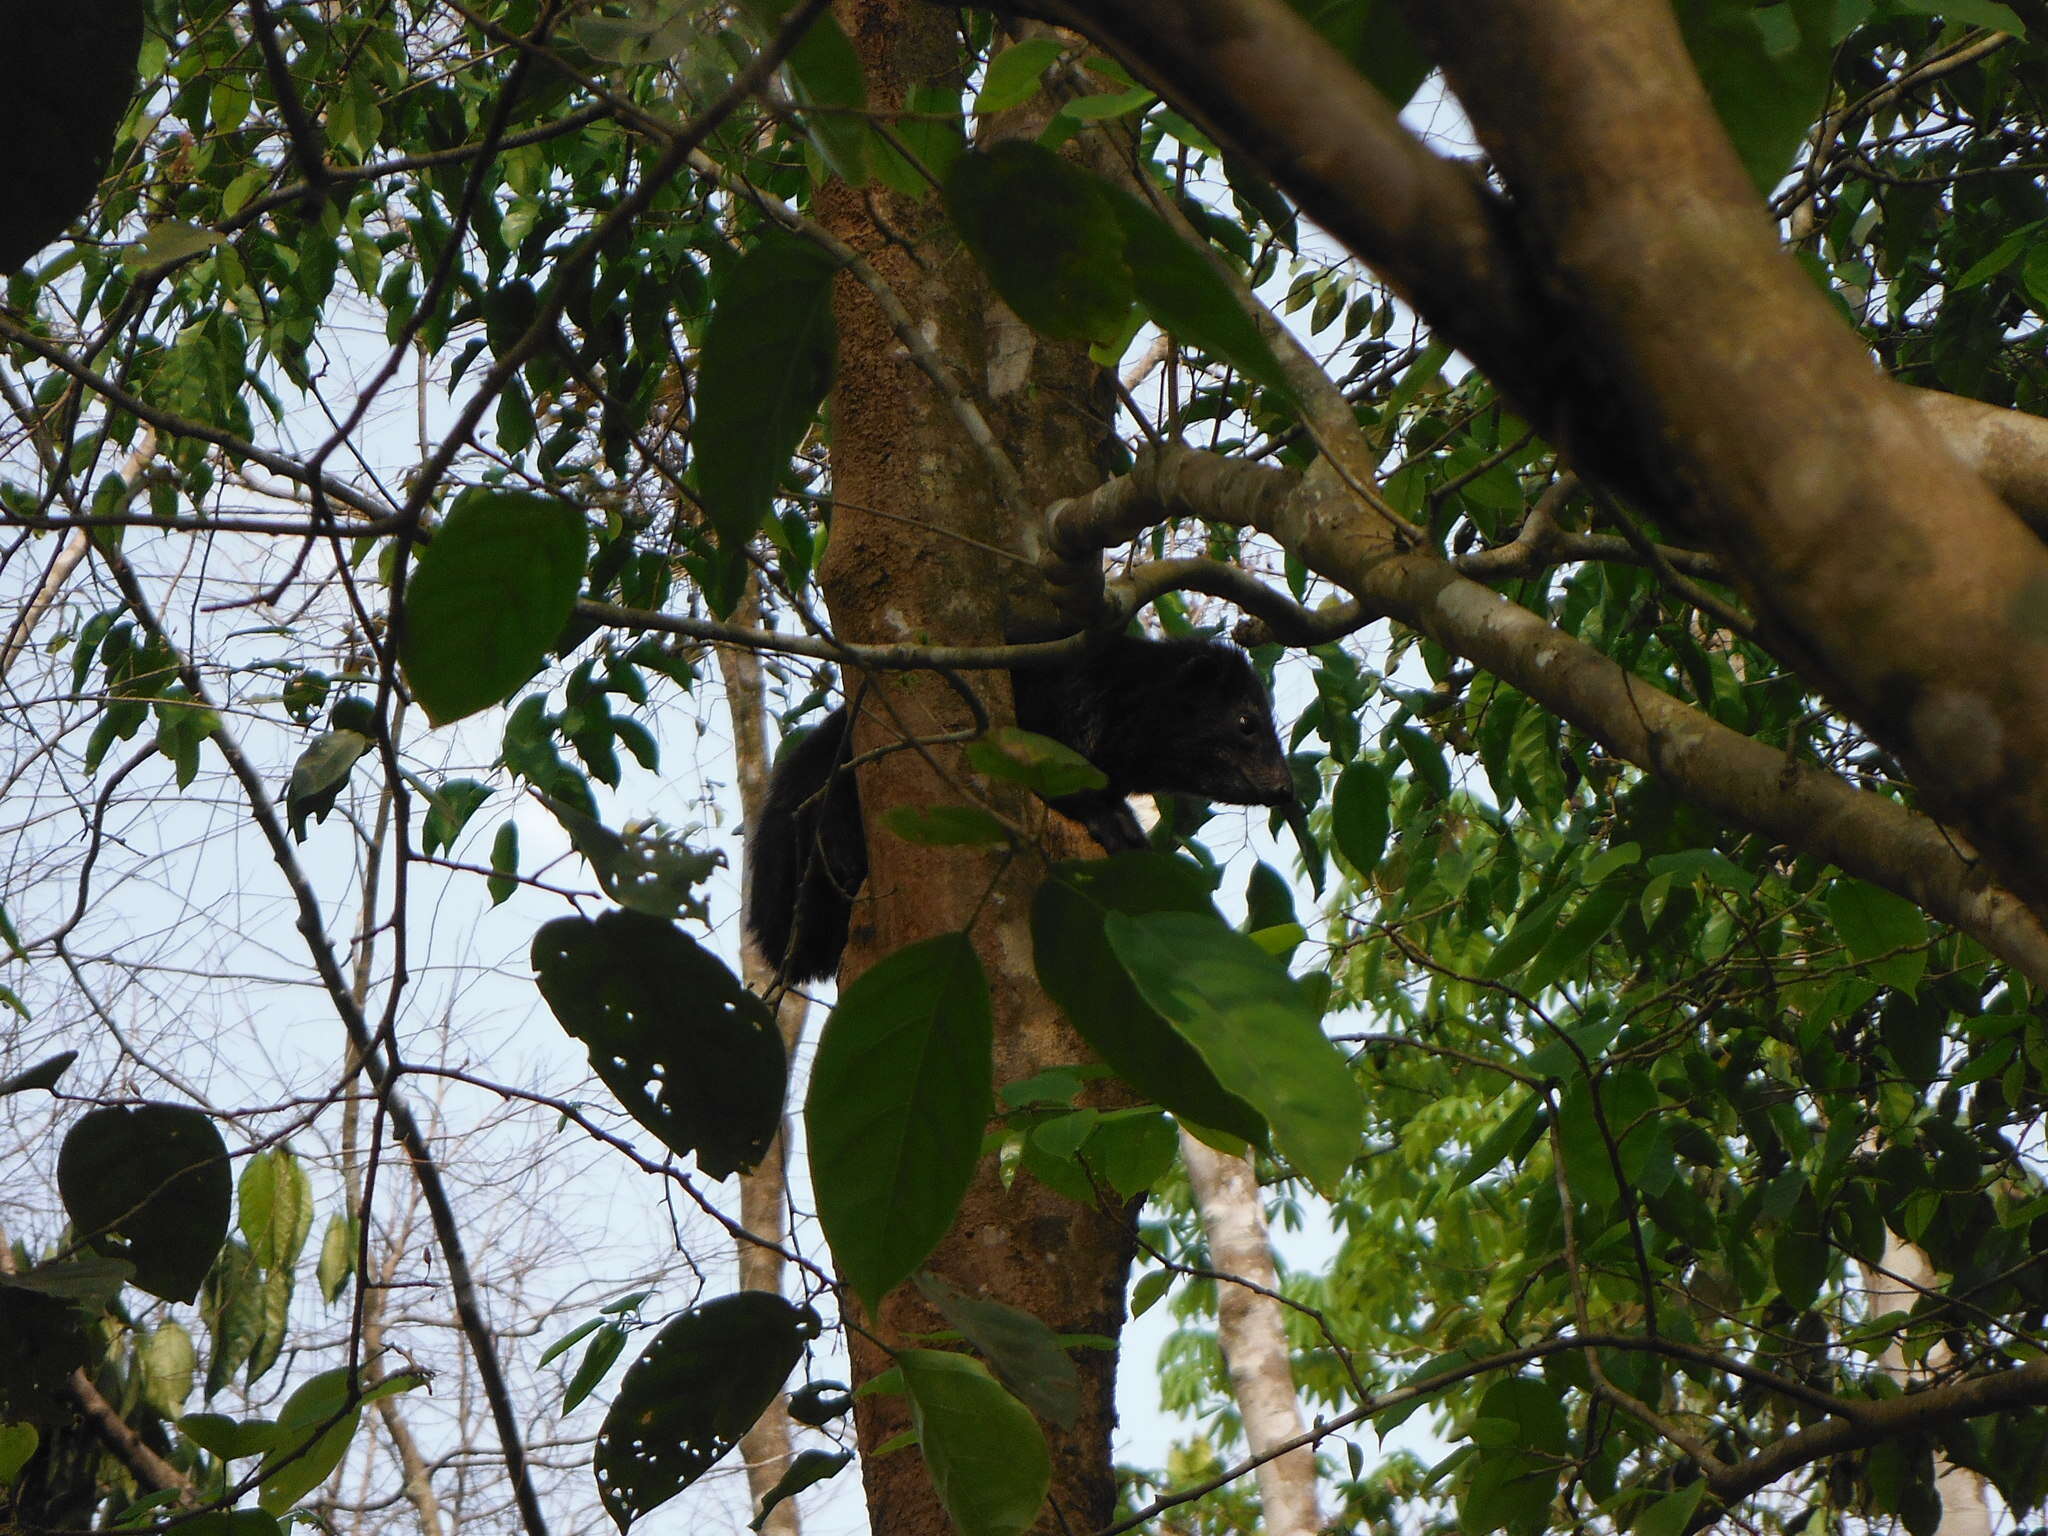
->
[284,729,372,842]
[124,220,225,270]
[749,1448,853,1531]
[203,1240,264,1396]
[421,777,491,857]
[256,1368,364,1513]
[806,934,993,1310]
[1484,886,1574,983]
[593,1292,818,1531]
[899,1350,1050,1536]
[1332,757,1390,876]
[1085,1108,1178,1198]
[488,820,520,906]
[247,1264,293,1386]
[57,1102,231,1303]
[883,804,1011,847]
[1453,1093,1542,1190]
[1826,877,1928,995]
[1521,883,1630,994]
[179,1417,284,1466]
[945,142,1134,345]
[915,1273,1080,1430]
[1106,185,1297,406]
[782,13,870,184]
[533,909,786,1181]
[1555,1074,1620,1209]
[0,1052,75,1097]
[239,1147,313,1273]
[1103,910,1359,1194]
[1286,0,1430,107]
[316,1212,355,1305]
[0,1422,39,1484]
[1674,0,1836,194]
[563,1322,627,1413]
[694,230,839,552]
[964,727,1108,798]
[138,1320,196,1417]
[1131,1268,1171,1318]
[1031,858,1266,1145]
[401,490,588,726]
[976,39,1065,114]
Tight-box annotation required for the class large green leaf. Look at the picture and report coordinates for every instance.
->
[694,229,839,550]
[806,934,993,1309]
[1331,756,1390,876]
[400,490,587,726]
[1286,0,1430,108]
[914,1273,1080,1429]
[1106,184,1297,405]
[256,1366,424,1513]
[532,909,786,1180]
[255,1369,360,1513]
[1030,855,1266,1146]
[945,142,1133,345]
[1827,876,1929,995]
[57,1102,231,1303]
[899,1350,1051,1536]
[1673,0,1836,194]
[593,1292,818,1531]
[1104,909,1359,1193]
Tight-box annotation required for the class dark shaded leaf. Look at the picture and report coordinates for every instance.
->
[594,1292,819,1531]
[533,909,785,1180]
[694,230,839,550]
[1104,909,1359,1192]
[57,1103,231,1303]
[1031,855,1266,1146]
[946,142,1133,345]
[401,490,588,726]
[915,1273,1080,1429]
[899,1350,1050,1536]
[807,934,993,1309]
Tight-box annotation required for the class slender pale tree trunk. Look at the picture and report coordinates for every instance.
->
[1180,1133,1321,1536]
[718,573,810,1536]
[1864,1237,1991,1536]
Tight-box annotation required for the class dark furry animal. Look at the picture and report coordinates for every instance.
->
[746,635,1296,984]
[0,0,145,274]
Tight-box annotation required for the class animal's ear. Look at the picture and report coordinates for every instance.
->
[1174,646,1233,687]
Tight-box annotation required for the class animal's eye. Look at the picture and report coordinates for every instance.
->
[1237,712,1257,735]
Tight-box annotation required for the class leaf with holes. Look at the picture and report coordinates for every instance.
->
[594,1292,819,1531]
[533,909,785,1180]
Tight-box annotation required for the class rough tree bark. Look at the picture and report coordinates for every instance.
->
[811,4,1138,1531]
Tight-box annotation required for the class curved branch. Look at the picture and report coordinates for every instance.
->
[1057,447,2048,988]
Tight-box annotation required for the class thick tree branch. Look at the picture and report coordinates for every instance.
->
[1048,448,2048,988]
[1021,0,2048,918]
[1395,0,2048,917]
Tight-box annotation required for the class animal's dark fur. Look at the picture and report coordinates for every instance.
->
[745,635,1295,984]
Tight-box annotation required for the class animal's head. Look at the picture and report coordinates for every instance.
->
[1161,643,1296,808]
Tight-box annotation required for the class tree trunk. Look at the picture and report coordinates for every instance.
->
[718,574,810,1536]
[1180,1134,1321,1536]
[1864,1237,1991,1536]
[814,4,1137,1531]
